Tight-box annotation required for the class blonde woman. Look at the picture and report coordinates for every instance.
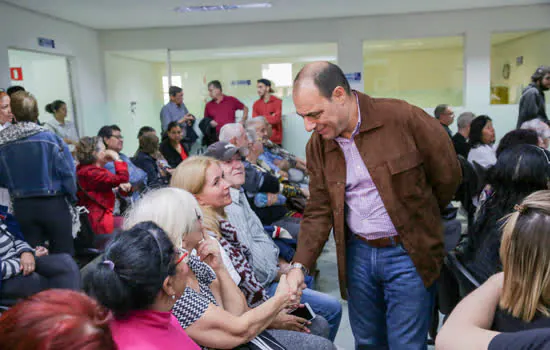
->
[124,187,335,349]
[437,190,550,350]
[170,156,340,342]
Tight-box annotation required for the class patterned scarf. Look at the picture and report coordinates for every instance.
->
[218,219,269,308]
[0,122,47,146]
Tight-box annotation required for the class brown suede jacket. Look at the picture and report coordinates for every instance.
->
[294,92,462,299]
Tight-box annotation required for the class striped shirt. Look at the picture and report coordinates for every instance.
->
[1,222,33,280]
[225,187,280,287]
[334,93,398,240]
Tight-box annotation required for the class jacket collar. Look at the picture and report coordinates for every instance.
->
[325,91,384,152]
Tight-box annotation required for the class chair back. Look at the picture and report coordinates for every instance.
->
[446,250,481,298]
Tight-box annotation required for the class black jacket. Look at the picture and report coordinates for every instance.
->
[131,152,166,189]
[159,139,189,169]
[518,83,548,128]
[199,117,218,147]
[452,132,471,159]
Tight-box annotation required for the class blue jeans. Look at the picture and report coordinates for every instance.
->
[266,282,342,342]
[347,235,435,350]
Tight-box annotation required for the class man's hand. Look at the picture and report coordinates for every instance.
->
[35,246,49,257]
[271,310,311,333]
[119,183,132,192]
[267,193,279,206]
[286,268,306,305]
[300,187,310,199]
[210,120,218,128]
[20,252,36,276]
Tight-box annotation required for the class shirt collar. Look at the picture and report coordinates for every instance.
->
[230,187,241,203]
[335,92,361,143]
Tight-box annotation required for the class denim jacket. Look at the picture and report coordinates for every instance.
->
[0,123,76,201]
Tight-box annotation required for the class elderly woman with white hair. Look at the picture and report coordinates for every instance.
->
[124,187,336,350]
[520,118,550,149]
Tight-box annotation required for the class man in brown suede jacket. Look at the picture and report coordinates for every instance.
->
[286,62,461,349]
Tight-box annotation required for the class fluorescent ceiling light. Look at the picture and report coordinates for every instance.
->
[175,2,272,13]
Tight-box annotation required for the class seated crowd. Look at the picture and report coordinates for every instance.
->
[1,69,550,350]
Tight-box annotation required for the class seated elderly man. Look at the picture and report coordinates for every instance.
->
[219,124,308,201]
[246,117,308,184]
[204,141,342,342]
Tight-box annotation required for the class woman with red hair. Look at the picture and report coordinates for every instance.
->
[0,289,115,350]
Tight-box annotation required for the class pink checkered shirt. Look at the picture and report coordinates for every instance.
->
[334,93,398,240]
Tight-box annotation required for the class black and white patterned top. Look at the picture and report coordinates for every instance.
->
[172,255,217,330]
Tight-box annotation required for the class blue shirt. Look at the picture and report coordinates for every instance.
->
[160,102,189,132]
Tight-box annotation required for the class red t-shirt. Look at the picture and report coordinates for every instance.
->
[204,95,245,134]
[180,146,188,161]
[252,95,283,144]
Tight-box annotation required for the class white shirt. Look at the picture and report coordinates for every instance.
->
[44,118,79,152]
[193,235,241,286]
[468,144,497,168]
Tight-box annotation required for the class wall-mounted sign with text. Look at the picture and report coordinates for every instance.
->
[231,80,251,86]
[38,37,55,49]
[345,72,362,81]
[10,67,23,81]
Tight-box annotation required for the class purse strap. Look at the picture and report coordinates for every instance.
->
[77,182,112,213]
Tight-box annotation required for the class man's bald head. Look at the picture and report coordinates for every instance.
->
[294,61,351,99]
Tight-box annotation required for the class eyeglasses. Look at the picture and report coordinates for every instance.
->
[175,248,190,265]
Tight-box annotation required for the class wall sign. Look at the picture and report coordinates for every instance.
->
[345,72,362,81]
[10,67,23,81]
[231,80,251,86]
[38,37,55,49]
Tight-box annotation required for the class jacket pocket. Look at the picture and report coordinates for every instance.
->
[388,151,426,198]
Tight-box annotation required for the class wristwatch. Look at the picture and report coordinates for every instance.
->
[289,262,309,276]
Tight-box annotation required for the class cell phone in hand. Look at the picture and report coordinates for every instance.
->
[289,302,316,321]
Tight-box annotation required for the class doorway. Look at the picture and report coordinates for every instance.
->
[8,49,78,130]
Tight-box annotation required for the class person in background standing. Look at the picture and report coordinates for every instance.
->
[0,91,13,131]
[435,104,455,138]
[253,79,283,146]
[204,80,248,135]
[517,66,550,128]
[44,100,79,153]
[287,62,461,349]
[160,86,197,150]
[452,112,475,158]
[0,91,76,255]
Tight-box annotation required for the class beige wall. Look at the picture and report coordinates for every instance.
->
[364,45,464,107]
[491,30,550,104]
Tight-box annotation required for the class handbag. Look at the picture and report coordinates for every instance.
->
[233,331,286,350]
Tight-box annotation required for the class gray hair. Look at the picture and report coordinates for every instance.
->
[246,127,258,142]
[245,117,267,129]
[457,112,475,130]
[521,119,550,139]
[219,123,245,143]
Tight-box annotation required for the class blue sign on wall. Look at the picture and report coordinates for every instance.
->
[231,80,251,86]
[345,72,362,81]
[38,37,55,49]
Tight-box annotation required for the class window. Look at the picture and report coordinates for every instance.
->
[162,75,182,104]
[490,30,550,105]
[363,36,464,107]
[262,63,292,87]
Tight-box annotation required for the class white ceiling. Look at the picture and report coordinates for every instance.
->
[3,0,549,30]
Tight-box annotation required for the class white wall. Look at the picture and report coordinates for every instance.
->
[99,4,550,156]
[0,2,106,137]
[104,53,164,154]
[8,49,75,125]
